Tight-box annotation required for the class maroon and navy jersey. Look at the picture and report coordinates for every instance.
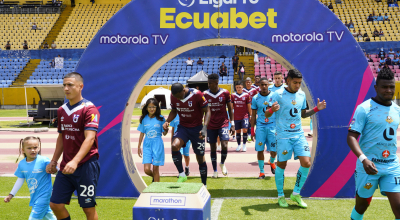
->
[243,87,259,100]
[57,99,100,171]
[231,92,251,120]
[251,84,259,90]
[170,88,208,128]
[204,88,231,129]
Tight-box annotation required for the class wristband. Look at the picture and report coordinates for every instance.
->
[268,108,274,114]
[251,127,255,137]
[313,106,320,113]
[359,154,367,163]
[231,121,235,126]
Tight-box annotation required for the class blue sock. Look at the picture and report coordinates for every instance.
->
[236,133,241,145]
[270,156,276,163]
[258,160,264,173]
[293,166,310,194]
[275,166,285,197]
[211,151,217,172]
[351,206,364,220]
[243,133,248,145]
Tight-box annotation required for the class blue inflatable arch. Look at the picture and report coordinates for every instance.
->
[76,0,376,198]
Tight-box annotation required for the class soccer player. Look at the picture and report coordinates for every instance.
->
[251,75,261,90]
[243,77,258,143]
[348,68,400,220]
[46,72,101,220]
[204,74,235,178]
[251,77,277,179]
[231,81,251,152]
[268,71,286,92]
[266,69,326,208]
[170,114,191,176]
[163,83,211,186]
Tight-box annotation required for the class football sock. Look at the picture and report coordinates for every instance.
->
[270,156,276,163]
[293,166,310,195]
[258,160,265,173]
[236,133,241,145]
[243,133,248,145]
[351,206,364,220]
[247,127,251,137]
[199,162,208,185]
[211,151,217,172]
[172,151,184,173]
[275,166,285,197]
[221,149,227,164]
[61,216,71,220]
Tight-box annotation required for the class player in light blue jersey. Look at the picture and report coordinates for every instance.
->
[138,98,168,182]
[268,71,287,93]
[251,77,277,179]
[266,69,326,208]
[4,136,56,220]
[170,114,191,177]
[348,68,400,220]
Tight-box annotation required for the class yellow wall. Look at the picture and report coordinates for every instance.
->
[0,88,40,105]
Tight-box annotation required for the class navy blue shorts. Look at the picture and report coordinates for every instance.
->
[207,126,230,144]
[173,124,205,156]
[234,119,249,131]
[51,156,100,208]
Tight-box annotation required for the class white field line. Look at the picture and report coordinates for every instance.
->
[211,199,224,220]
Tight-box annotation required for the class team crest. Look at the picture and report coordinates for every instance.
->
[291,100,296,105]
[282,150,288,155]
[242,97,245,100]
[350,118,355,125]
[209,99,212,102]
[364,183,373,190]
[386,116,393,124]
[219,97,223,102]
[258,142,262,146]
[264,101,268,105]
[382,150,390,158]
[290,124,296,129]
[188,101,192,107]
[176,103,180,106]
[73,114,80,123]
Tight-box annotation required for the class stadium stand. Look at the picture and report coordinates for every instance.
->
[321,0,400,42]
[25,60,78,84]
[0,13,59,50]
[0,58,29,87]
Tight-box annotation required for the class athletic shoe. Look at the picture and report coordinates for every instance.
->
[217,145,221,151]
[258,173,265,179]
[236,145,242,151]
[278,196,288,208]
[212,171,218,179]
[230,136,236,142]
[185,167,190,176]
[247,136,252,143]
[242,144,247,152]
[220,163,228,176]
[270,160,276,174]
[290,194,307,208]
[177,175,187,183]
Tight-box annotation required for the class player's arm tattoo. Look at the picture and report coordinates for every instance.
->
[301,109,316,118]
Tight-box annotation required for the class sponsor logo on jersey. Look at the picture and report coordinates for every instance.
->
[291,100,296,105]
[265,118,269,123]
[383,127,395,141]
[202,96,206,101]
[350,118,355,125]
[269,98,272,102]
[290,124,296,129]
[32,169,43,173]
[61,116,64,122]
[364,183,373,190]
[91,114,98,122]
[188,101,193,107]
[85,198,92,203]
[386,116,393,124]
[73,114,80,123]
[382,150,390,158]
[282,150,288,155]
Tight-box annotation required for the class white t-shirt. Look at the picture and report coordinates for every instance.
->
[254,53,259,63]
[186,59,193,65]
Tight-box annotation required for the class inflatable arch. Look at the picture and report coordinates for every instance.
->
[76,0,376,198]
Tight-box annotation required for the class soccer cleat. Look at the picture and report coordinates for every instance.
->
[278,196,289,208]
[247,136,252,143]
[236,145,242,151]
[185,167,190,176]
[270,160,276,174]
[258,173,265,179]
[242,145,247,152]
[177,175,187,183]
[220,163,228,176]
[212,171,218,179]
[290,194,307,208]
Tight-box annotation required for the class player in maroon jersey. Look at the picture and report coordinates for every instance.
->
[204,74,235,178]
[231,81,252,152]
[46,72,100,220]
[163,83,211,186]
[251,75,261,90]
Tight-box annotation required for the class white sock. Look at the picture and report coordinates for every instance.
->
[185,166,189,169]
[179,172,186,177]
[292,192,299,196]
[243,144,246,148]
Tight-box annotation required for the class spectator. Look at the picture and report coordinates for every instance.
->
[351,29,357,37]
[4,41,11,50]
[344,21,349,28]
[384,13,389,21]
[379,57,386,67]
[367,14,374,22]
[238,62,245,80]
[23,40,28,50]
[366,54,373,62]
[386,56,392,66]
[373,14,378,21]
[51,41,56,49]
[379,29,384,36]
[356,30,363,38]
[265,56,271,64]
[43,42,49,49]
[377,13,383,21]
[254,51,259,64]
[232,53,239,75]
[328,3,333,9]
[388,48,395,58]
[383,63,390,70]
[377,66,381,73]
[32,23,37,32]
[364,34,371,41]
[349,20,354,29]
[219,54,227,58]
[197,58,204,65]
[219,62,227,77]
[0,0,3,4]
[50,59,55,68]
[378,48,386,58]
[373,28,379,37]
[392,55,399,65]
[186,57,194,66]
[396,50,400,57]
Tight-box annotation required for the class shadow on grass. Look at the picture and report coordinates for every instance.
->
[241,203,302,215]
[208,189,293,198]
